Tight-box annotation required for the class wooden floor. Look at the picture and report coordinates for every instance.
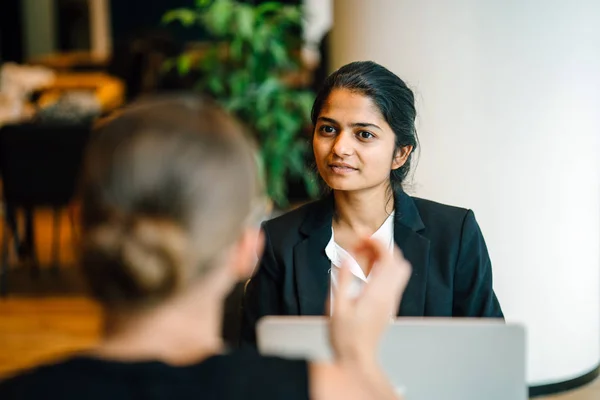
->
[0,208,598,399]
[0,297,101,377]
[0,207,101,377]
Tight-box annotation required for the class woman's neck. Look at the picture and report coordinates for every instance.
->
[332,184,394,235]
[91,291,225,366]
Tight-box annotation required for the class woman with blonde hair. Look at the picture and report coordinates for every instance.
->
[0,94,411,399]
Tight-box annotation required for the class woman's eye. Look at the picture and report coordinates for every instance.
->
[320,125,336,134]
[358,131,374,140]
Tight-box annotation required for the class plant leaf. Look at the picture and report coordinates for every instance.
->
[235,4,255,39]
[230,70,250,97]
[303,166,320,198]
[230,37,244,61]
[208,76,225,95]
[255,2,282,19]
[204,0,234,35]
[164,0,319,205]
[177,53,193,75]
[196,0,214,8]
[162,8,198,27]
[270,40,289,66]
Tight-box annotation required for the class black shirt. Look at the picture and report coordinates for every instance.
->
[0,348,309,399]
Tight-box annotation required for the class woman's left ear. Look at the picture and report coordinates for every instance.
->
[391,145,414,170]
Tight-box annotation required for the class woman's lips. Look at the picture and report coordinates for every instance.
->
[329,163,358,174]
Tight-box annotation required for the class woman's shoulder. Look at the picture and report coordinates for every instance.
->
[407,195,477,234]
[0,357,108,399]
[263,198,329,236]
[216,348,310,396]
[411,196,470,219]
[0,351,309,400]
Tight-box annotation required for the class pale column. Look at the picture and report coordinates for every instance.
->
[303,0,332,47]
[89,0,112,58]
[331,0,600,388]
[302,0,333,69]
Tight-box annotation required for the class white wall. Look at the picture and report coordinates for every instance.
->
[331,0,600,387]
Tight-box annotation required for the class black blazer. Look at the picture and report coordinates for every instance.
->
[241,191,503,346]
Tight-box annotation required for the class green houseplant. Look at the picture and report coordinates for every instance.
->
[163,0,319,207]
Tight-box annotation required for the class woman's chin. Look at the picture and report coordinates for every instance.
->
[323,176,390,194]
[324,179,362,192]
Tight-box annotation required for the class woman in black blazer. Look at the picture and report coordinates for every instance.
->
[241,61,503,346]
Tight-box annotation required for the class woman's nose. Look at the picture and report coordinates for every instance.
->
[332,132,353,157]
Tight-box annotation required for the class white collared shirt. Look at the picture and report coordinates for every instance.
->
[326,212,395,315]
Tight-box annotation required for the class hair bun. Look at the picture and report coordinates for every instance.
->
[82,216,187,304]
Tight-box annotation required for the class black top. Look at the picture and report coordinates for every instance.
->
[0,349,309,400]
[241,191,504,346]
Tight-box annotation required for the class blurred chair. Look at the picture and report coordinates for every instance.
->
[0,122,92,295]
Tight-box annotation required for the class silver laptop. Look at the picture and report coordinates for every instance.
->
[257,316,526,400]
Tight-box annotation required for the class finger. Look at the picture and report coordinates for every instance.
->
[358,241,411,313]
[369,245,410,296]
[352,236,384,268]
[353,237,407,282]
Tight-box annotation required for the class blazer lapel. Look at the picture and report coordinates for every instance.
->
[293,195,334,316]
[291,192,430,317]
[394,191,430,316]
